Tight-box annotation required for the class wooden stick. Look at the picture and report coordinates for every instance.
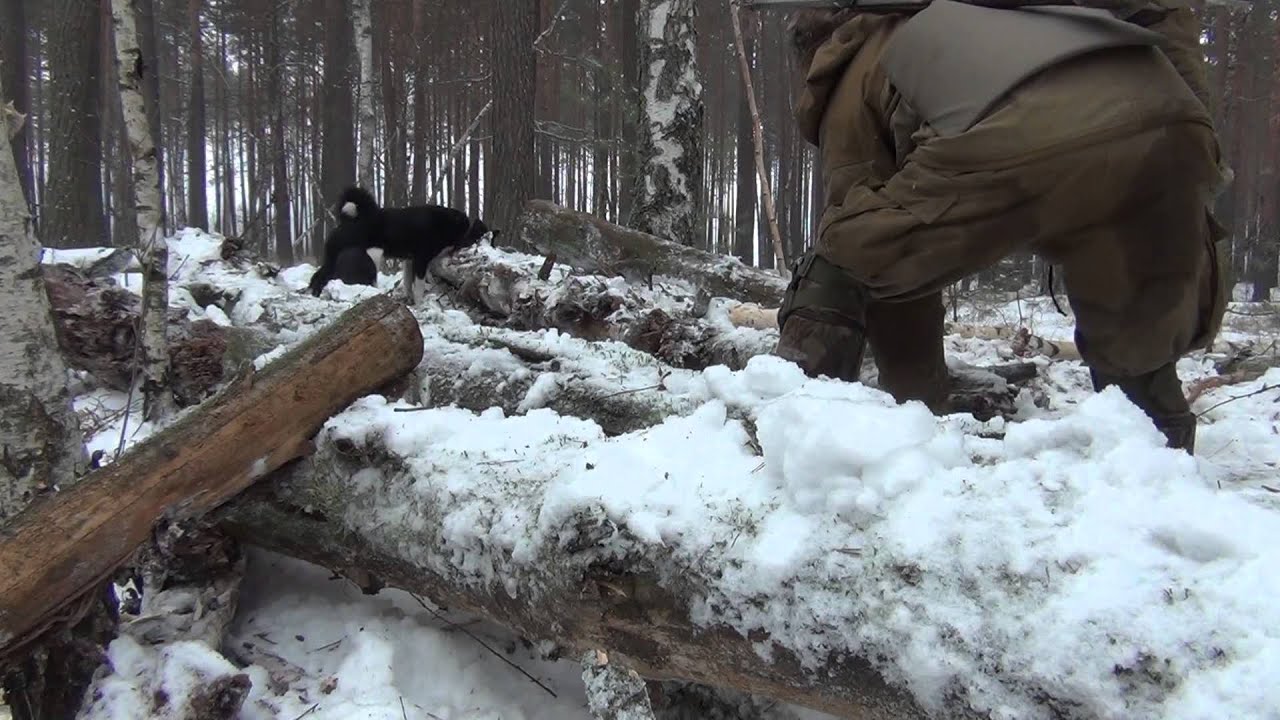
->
[729,0,788,275]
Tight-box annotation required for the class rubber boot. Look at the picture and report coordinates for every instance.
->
[773,251,870,383]
[775,312,867,383]
[865,293,952,415]
[1091,363,1197,453]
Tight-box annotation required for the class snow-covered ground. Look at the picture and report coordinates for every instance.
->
[50,229,1280,719]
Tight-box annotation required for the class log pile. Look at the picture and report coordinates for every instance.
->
[5,201,1165,719]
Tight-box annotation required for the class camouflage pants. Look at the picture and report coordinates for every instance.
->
[776,121,1228,451]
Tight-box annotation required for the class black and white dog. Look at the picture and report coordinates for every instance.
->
[308,186,497,300]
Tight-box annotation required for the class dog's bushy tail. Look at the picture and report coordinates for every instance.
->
[336,186,380,222]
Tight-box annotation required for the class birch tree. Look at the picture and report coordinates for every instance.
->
[0,65,97,720]
[0,79,85,522]
[111,0,176,421]
[633,0,704,246]
[353,0,376,189]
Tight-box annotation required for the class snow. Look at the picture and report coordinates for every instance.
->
[60,228,1280,720]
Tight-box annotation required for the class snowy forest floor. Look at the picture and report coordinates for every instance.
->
[35,228,1280,719]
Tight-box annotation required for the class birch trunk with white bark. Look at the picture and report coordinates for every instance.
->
[0,71,85,523]
[110,0,175,421]
[353,0,376,189]
[0,66,103,720]
[633,0,704,246]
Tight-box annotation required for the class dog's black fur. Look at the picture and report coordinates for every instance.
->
[331,246,378,289]
[307,186,497,297]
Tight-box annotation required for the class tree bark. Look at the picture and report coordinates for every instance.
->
[409,0,428,204]
[40,262,250,409]
[0,0,32,210]
[110,0,176,421]
[0,294,424,662]
[318,0,355,246]
[45,0,107,248]
[186,0,208,231]
[432,247,777,371]
[633,0,704,246]
[582,650,658,720]
[516,200,788,306]
[0,67,98,720]
[0,84,86,520]
[268,2,292,264]
[216,435,936,720]
[729,2,787,273]
[352,0,376,189]
[488,0,539,236]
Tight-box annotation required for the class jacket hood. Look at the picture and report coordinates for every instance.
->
[795,15,889,145]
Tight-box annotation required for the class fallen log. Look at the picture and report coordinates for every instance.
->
[41,263,260,406]
[431,247,777,371]
[0,294,424,660]
[218,450,939,720]
[516,200,788,307]
[414,316,703,436]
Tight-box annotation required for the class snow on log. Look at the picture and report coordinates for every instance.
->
[431,244,778,371]
[0,294,423,659]
[217,350,1280,720]
[218,449,934,720]
[516,200,787,307]
[409,307,705,436]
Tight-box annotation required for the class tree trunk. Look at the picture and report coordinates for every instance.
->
[432,247,777,371]
[618,0,641,225]
[731,26,754,265]
[269,2,292,264]
[319,0,355,245]
[186,0,207,231]
[0,66,100,720]
[633,0,703,246]
[135,0,160,234]
[0,0,32,210]
[0,78,86,527]
[409,0,427,203]
[45,0,107,248]
[516,200,788,306]
[0,294,424,663]
[216,436,934,720]
[110,0,176,422]
[730,3,786,273]
[487,0,538,236]
[352,0,376,189]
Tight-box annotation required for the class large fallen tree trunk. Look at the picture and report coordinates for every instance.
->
[516,200,787,307]
[219,452,943,720]
[432,247,778,371]
[0,295,423,660]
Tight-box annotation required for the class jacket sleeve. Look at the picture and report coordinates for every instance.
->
[812,62,912,258]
